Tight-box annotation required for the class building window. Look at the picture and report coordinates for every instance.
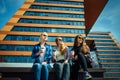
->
[35,0,84,6]
[30,5,84,12]
[24,11,84,18]
[18,18,85,26]
[4,35,76,42]
[12,26,85,34]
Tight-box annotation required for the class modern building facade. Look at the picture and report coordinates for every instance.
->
[0,0,119,79]
[0,0,108,60]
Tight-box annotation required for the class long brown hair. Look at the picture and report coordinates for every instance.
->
[81,42,90,54]
[73,34,89,54]
[73,34,84,49]
[55,37,67,55]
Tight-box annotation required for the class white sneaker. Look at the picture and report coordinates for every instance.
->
[84,72,92,80]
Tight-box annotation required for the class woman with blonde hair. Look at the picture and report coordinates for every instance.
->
[52,37,70,80]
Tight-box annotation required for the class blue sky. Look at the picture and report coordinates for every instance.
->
[0,0,120,43]
[91,0,120,43]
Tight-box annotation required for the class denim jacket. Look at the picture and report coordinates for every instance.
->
[31,43,52,64]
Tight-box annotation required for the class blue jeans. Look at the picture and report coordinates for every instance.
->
[33,63,51,80]
[54,63,70,80]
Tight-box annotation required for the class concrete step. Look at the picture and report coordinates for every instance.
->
[0,67,105,80]
[1,77,21,80]
[104,77,120,80]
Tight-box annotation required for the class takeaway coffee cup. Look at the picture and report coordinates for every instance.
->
[71,50,74,56]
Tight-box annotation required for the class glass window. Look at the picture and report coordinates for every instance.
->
[18,18,85,26]
[4,36,11,40]
[35,0,84,6]
[30,5,84,12]
[24,11,84,18]
[0,45,7,50]
[12,26,85,34]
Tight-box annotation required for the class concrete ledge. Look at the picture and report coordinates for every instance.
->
[0,63,105,80]
[0,63,33,68]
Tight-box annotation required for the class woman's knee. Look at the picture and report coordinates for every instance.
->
[64,63,69,67]
[42,64,48,70]
[64,63,70,70]
[54,63,61,67]
[78,53,85,57]
[54,63,63,70]
[33,63,42,70]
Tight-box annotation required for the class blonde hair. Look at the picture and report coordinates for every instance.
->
[60,43,67,55]
[41,32,48,36]
[55,37,67,55]
[81,42,90,54]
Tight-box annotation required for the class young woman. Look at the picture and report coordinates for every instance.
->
[70,34,92,80]
[52,37,70,80]
[31,32,52,80]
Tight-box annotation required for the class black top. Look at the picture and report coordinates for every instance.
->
[72,45,82,56]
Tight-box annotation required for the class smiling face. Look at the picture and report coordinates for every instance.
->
[40,32,48,42]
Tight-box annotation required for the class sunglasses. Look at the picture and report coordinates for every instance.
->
[42,34,48,37]
[58,39,62,41]
[78,37,82,39]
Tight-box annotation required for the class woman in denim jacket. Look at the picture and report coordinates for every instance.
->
[31,32,52,80]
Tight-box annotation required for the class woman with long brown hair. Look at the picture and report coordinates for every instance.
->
[52,37,70,80]
[70,34,92,80]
